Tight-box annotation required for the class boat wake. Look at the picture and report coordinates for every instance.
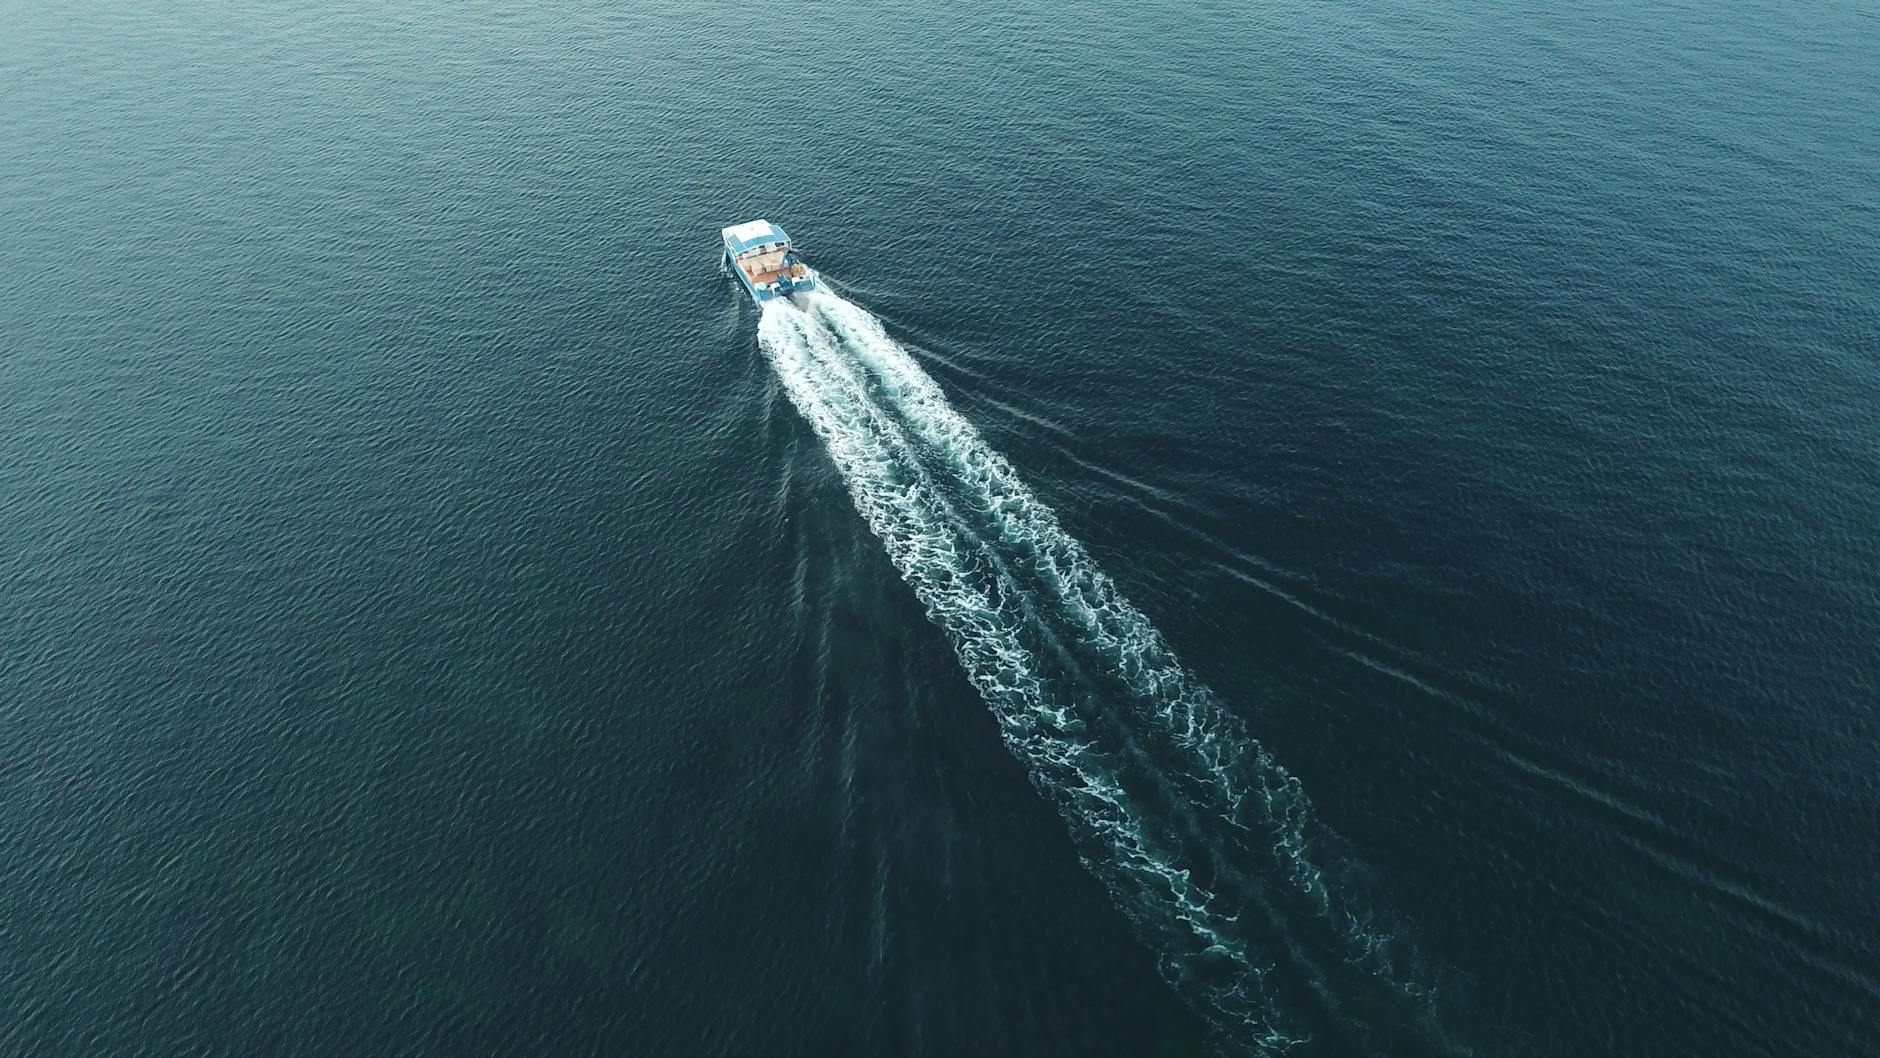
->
[757,290,1466,1055]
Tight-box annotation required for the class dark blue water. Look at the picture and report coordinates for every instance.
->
[5,1,1878,1055]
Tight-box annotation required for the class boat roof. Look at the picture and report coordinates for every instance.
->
[722,219,791,254]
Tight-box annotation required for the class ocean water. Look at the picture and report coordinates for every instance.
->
[4,0,1878,1055]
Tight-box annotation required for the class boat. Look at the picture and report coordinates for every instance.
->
[721,219,816,304]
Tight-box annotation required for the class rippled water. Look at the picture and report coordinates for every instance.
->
[4,1,1877,1055]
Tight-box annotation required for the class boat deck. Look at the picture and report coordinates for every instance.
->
[739,260,809,285]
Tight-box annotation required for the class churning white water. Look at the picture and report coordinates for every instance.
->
[757,290,1451,1054]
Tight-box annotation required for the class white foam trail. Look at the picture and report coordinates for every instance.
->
[757,292,1449,1054]
[804,293,1336,889]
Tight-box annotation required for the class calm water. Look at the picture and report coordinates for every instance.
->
[4,1,1878,1055]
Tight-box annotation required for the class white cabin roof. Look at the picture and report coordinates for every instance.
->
[724,219,778,242]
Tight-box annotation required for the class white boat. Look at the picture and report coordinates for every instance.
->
[721,219,816,303]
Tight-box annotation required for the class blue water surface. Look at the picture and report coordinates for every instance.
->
[4,1,1877,1055]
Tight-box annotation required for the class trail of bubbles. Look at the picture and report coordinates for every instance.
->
[760,295,1469,1056]
[759,305,1304,1051]
[805,294,1336,892]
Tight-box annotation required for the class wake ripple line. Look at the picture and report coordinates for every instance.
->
[804,295,1342,907]
[759,304,1305,1050]
[758,293,1461,1055]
